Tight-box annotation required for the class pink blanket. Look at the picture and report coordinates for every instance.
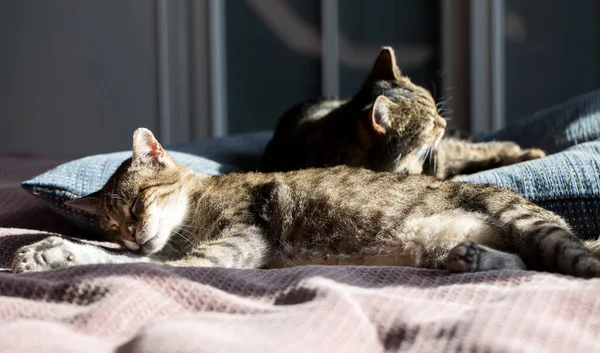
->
[1,154,600,353]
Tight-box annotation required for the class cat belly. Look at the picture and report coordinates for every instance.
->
[266,209,497,269]
[266,248,415,268]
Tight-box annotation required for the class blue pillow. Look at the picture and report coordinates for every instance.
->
[455,141,600,239]
[477,90,600,154]
[22,150,239,233]
[167,131,273,171]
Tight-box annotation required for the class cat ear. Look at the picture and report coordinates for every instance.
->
[132,128,173,167]
[369,95,394,134]
[364,46,401,83]
[64,192,101,215]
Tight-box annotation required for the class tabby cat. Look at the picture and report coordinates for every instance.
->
[259,47,546,179]
[11,128,600,278]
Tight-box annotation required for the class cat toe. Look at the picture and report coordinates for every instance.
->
[445,241,480,273]
[11,247,37,273]
[520,148,546,161]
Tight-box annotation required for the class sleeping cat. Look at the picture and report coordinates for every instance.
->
[259,47,546,179]
[11,128,600,278]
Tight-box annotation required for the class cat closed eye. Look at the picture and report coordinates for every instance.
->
[130,206,137,220]
[130,198,141,219]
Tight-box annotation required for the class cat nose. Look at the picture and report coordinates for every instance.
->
[123,225,136,242]
[123,231,136,242]
[437,116,447,128]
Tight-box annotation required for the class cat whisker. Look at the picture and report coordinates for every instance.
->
[172,225,199,238]
[436,65,450,77]
[425,145,434,163]
[175,224,197,230]
[175,226,198,237]
[439,110,453,122]
[438,108,454,116]
[431,81,438,98]
[173,223,199,230]
[173,230,196,247]
[440,91,455,102]
[393,152,403,165]
[415,145,430,163]
[164,242,177,252]
[176,225,205,236]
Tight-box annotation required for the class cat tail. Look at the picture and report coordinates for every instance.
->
[488,193,600,278]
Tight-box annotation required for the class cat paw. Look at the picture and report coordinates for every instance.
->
[500,147,546,167]
[519,148,546,161]
[445,241,481,273]
[11,236,79,273]
[449,174,469,181]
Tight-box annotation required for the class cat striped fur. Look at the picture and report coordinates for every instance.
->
[11,128,600,278]
[260,46,546,179]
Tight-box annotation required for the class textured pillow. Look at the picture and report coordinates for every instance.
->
[22,150,238,233]
[456,141,600,239]
[460,89,600,239]
[168,130,273,171]
[477,89,600,153]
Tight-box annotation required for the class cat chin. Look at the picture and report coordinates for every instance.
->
[134,221,180,255]
[123,239,140,251]
[395,151,426,175]
[139,237,163,255]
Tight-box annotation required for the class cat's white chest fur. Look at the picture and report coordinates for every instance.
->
[269,209,494,268]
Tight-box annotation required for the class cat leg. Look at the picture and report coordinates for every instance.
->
[400,211,526,272]
[11,236,149,273]
[437,138,546,179]
[445,241,525,273]
[162,226,269,269]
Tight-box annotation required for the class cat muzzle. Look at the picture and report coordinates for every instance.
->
[123,231,136,242]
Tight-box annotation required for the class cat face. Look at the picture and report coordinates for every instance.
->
[359,47,447,174]
[66,128,190,255]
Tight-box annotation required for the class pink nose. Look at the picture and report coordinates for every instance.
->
[123,231,135,242]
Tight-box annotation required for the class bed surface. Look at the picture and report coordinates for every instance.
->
[1,153,600,353]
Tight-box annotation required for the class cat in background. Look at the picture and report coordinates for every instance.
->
[11,128,600,279]
[260,47,546,179]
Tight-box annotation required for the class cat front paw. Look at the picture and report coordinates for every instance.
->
[11,236,79,273]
